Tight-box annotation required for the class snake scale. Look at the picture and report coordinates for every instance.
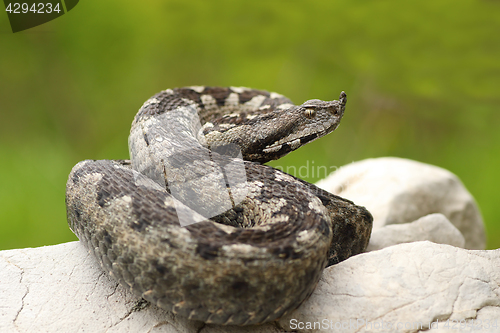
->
[66,86,373,326]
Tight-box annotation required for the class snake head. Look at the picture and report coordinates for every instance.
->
[253,91,347,162]
[202,91,347,164]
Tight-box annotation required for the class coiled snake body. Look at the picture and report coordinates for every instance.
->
[66,87,372,325]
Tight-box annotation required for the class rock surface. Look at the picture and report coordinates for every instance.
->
[316,157,485,249]
[1,158,495,332]
[366,213,465,251]
[2,241,499,333]
[278,241,500,333]
[0,242,204,333]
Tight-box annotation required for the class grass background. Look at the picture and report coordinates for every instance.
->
[0,0,499,250]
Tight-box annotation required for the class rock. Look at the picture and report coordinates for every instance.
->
[316,157,485,249]
[2,241,499,333]
[278,241,500,333]
[0,242,203,333]
[0,242,280,333]
[366,213,466,251]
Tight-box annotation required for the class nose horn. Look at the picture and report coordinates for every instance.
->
[339,91,347,107]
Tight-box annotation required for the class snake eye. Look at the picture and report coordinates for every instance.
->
[304,108,317,119]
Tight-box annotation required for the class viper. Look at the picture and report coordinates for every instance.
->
[65,86,372,325]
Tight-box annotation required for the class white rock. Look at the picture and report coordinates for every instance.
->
[2,242,499,333]
[279,241,500,333]
[0,242,279,333]
[366,213,466,251]
[316,157,485,249]
[0,242,204,333]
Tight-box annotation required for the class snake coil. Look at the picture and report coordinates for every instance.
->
[66,87,372,325]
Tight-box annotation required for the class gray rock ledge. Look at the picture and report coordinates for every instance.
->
[2,241,499,333]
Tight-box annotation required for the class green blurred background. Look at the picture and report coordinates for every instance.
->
[0,0,499,251]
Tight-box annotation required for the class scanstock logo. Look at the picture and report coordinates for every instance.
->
[3,0,79,33]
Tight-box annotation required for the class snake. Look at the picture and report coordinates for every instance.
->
[65,86,373,326]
